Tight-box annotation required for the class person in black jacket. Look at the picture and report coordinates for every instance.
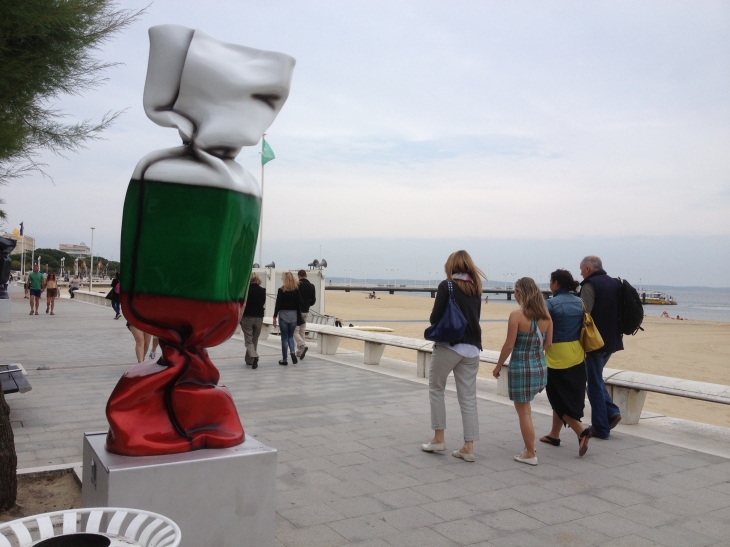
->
[579,256,623,439]
[273,271,302,366]
[241,273,267,369]
[294,269,316,360]
[421,250,486,463]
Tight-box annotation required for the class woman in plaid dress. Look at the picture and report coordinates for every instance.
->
[493,277,552,466]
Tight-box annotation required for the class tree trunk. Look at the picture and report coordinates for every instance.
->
[0,388,17,511]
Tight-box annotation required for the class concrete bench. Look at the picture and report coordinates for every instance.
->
[262,319,504,379]
[72,289,112,306]
[1,363,32,394]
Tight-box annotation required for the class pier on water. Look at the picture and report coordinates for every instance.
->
[326,282,552,299]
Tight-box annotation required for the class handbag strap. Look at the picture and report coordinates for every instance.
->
[447,280,455,300]
[532,319,545,347]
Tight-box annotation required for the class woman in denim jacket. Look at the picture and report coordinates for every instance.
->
[540,269,593,456]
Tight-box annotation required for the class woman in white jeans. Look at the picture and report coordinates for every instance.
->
[422,250,486,462]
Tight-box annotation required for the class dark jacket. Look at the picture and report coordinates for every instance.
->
[429,279,482,350]
[243,282,266,318]
[298,278,316,313]
[274,288,301,318]
[580,270,624,354]
[546,289,583,343]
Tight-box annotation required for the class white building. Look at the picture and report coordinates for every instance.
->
[59,243,90,258]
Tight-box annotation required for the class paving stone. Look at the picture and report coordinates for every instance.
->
[383,526,459,547]
[279,503,347,528]
[636,523,718,547]
[421,497,486,521]
[572,513,652,539]
[431,518,500,545]
[377,506,444,532]
[275,523,349,547]
[595,485,655,507]
[597,535,664,547]
[513,500,585,525]
[327,514,401,542]
[533,521,610,546]
[371,488,433,509]
[474,508,544,534]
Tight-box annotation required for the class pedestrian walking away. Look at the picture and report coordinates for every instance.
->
[126,319,153,363]
[28,265,44,315]
[579,255,623,439]
[241,273,266,369]
[45,271,59,315]
[273,271,303,366]
[422,250,486,463]
[540,269,592,457]
[294,269,316,360]
[493,277,552,466]
[23,272,30,298]
[107,272,122,319]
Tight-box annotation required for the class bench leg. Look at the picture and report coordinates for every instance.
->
[416,351,431,379]
[318,333,342,355]
[608,386,647,425]
[364,341,385,365]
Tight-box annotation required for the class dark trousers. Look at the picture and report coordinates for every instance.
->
[585,351,621,438]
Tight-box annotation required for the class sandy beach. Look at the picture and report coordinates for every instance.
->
[324,291,730,428]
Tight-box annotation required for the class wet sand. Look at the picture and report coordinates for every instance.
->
[324,291,730,428]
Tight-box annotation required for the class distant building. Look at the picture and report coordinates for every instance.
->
[2,232,35,254]
[59,243,90,258]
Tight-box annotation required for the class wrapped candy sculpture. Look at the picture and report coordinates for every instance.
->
[106,25,295,456]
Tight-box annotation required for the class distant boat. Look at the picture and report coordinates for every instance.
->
[641,291,677,305]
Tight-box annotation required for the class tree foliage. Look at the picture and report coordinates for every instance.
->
[0,0,144,211]
[11,247,120,274]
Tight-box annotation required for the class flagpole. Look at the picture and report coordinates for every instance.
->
[259,134,265,268]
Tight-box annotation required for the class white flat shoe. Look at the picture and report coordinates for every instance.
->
[514,453,538,466]
[452,450,475,462]
[421,442,446,452]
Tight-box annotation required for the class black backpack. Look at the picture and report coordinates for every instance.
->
[617,278,644,335]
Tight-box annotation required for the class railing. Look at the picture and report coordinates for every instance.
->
[261,318,730,425]
[72,289,112,307]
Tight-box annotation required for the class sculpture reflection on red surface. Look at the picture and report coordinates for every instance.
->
[104,25,295,457]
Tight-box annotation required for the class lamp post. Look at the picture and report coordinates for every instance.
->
[90,227,95,292]
[60,257,65,279]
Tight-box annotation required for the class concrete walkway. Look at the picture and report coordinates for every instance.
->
[2,286,730,546]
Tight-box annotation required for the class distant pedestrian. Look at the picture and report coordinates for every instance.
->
[23,272,30,298]
[69,275,80,298]
[45,271,59,315]
[28,265,44,315]
[108,272,121,319]
[579,255,623,439]
[421,250,486,463]
[539,269,592,456]
[273,271,302,366]
[493,277,552,466]
[148,337,160,360]
[294,269,316,360]
[241,273,266,369]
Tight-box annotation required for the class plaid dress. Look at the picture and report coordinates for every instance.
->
[508,319,547,403]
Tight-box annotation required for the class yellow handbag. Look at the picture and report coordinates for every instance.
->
[580,301,605,352]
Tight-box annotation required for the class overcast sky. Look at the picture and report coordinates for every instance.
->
[2,1,729,286]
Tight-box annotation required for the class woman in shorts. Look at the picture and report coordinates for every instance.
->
[45,271,59,315]
[493,277,552,466]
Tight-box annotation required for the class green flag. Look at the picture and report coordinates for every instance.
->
[261,139,276,165]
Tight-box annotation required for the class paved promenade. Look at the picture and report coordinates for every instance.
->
[2,287,730,546]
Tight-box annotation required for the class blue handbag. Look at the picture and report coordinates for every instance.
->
[424,281,468,343]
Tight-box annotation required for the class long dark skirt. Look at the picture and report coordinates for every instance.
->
[546,363,586,423]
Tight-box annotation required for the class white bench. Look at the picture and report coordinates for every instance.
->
[262,319,730,425]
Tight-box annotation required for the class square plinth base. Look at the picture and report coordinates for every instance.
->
[82,431,277,547]
[0,299,10,322]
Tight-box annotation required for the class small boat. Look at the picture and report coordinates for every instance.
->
[641,291,677,305]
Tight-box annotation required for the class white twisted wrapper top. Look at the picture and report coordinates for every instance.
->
[132,25,296,196]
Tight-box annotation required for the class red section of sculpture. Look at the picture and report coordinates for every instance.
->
[105,293,245,456]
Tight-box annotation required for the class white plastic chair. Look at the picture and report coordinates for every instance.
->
[0,507,181,547]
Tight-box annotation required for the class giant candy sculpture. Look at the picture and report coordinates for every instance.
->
[106,25,295,456]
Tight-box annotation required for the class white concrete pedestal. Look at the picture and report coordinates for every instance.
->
[0,299,11,323]
[82,431,277,547]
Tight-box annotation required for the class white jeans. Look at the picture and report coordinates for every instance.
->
[429,345,480,441]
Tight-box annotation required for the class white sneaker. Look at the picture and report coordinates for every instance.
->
[421,442,446,452]
[149,351,156,360]
[514,450,538,466]
[452,450,475,462]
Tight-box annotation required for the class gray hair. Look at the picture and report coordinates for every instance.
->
[580,255,603,271]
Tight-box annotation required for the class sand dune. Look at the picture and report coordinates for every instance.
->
[324,291,730,428]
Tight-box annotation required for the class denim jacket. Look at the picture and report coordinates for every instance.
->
[546,289,583,343]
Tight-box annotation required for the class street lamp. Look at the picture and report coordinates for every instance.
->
[90,227,95,292]
[60,257,65,278]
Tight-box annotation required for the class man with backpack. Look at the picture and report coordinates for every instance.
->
[579,255,623,439]
[294,270,316,360]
